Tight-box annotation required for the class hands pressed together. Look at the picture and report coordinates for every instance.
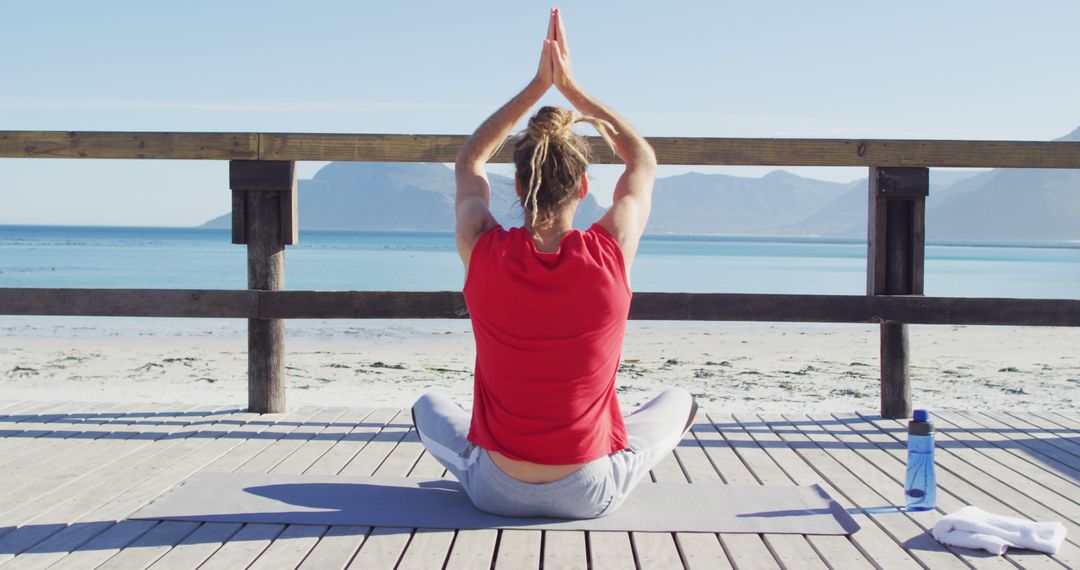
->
[535,8,577,95]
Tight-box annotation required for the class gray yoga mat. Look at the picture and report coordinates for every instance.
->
[132,472,859,534]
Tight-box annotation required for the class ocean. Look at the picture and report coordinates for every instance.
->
[1,225,1078,299]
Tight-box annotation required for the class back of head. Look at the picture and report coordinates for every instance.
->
[513,106,614,230]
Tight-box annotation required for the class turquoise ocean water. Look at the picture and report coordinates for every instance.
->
[1,225,1078,299]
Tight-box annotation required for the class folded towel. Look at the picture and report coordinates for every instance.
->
[931,506,1067,555]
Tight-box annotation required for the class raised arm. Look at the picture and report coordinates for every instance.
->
[454,15,558,267]
[550,9,657,271]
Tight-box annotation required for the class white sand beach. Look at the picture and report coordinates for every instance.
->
[2,317,1077,414]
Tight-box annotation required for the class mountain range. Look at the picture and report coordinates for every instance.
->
[202,126,1080,241]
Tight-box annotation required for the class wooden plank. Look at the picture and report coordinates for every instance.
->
[626,443,685,569]
[371,425,425,477]
[248,525,327,570]
[868,167,928,419]
[804,535,875,570]
[235,407,352,473]
[246,184,287,414]
[230,159,295,191]
[263,291,1080,326]
[145,522,242,569]
[717,413,925,569]
[937,411,1080,498]
[648,434,733,569]
[0,400,129,468]
[230,160,298,245]
[0,401,85,434]
[0,131,257,159]
[542,530,588,569]
[2,520,116,570]
[305,408,402,475]
[231,189,246,244]
[0,288,258,318]
[395,528,455,570]
[95,521,200,570]
[444,529,498,570]
[45,520,158,570]
[666,428,734,570]
[1049,411,1080,430]
[263,290,470,320]
[849,412,1080,568]
[350,409,464,569]
[1,405,324,566]
[705,415,804,570]
[296,525,369,570]
[493,529,541,569]
[588,532,638,570]
[632,532,686,569]
[798,413,1025,570]
[751,414,972,570]
[302,410,414,570]
[346,526,411,569]
[0,405,240,534]
[338,409,413,476]
[255,132,1080,168]
[865,413,1080,525]
[1005,412,1080,459]
[408,448,448,479]
[0,403,208,513]
[0,405,295,565]
[0,401,197,472]
[191,523,284,570]
[4,288,1080,327]
[3,130,1079,167]
[841,413,1078,570]
[271,407,376,475]
[933,412,1080,512]
[950,411,1080,480]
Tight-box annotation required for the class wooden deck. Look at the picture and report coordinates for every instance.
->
[0,400,1076,569]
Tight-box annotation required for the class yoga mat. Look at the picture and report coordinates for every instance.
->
[132,472,859,534]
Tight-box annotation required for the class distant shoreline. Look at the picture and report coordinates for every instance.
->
[2,224,1078,250]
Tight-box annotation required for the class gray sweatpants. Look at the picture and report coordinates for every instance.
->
[411,388,698,519]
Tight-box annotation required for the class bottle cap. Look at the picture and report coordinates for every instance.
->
[913,409,930,422]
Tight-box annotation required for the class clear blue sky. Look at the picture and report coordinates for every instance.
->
[3,1,1078,226]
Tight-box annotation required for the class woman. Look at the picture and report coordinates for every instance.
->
[412,9,697,519]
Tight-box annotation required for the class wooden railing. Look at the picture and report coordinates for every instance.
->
[3,130,1079,418]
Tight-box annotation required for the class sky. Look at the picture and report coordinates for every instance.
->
[2,1,1078,226]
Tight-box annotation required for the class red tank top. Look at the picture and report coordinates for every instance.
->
[464,223,631,465]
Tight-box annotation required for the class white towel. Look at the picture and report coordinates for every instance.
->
[931,506,1067,555]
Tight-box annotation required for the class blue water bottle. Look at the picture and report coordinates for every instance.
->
[904,409,937,511]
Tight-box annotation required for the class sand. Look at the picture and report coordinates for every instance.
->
[1,316,1078,414]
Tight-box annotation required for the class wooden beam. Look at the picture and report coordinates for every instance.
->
[245,186,287,414]
[259,291,1080,327]
[2,131,1080,168]
[867,167,929,419]
[259,134,1080,168]
[230,190,246,245]
[1,289,1078,326]
[0,288,257,317]
[261,290,468,319]
[0,131,257,160]
[229,160,298,245]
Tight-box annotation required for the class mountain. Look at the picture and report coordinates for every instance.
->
[202,162,606,232]
[927,168,1080,240]
[201,126,1080,241]
[644,170,849,234]
[778,170,992,238]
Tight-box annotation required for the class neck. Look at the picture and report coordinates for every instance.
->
[524,212,575,252]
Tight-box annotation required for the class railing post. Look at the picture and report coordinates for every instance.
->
[867,167,928,419]
[230,160,298,413]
